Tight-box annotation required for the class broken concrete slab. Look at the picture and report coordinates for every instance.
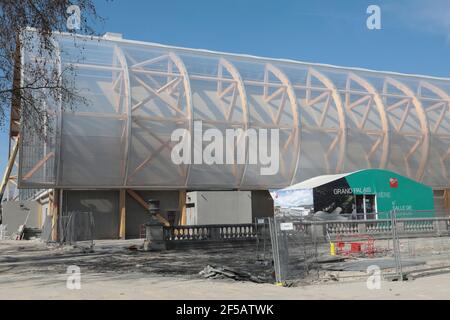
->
[199,265,266,283]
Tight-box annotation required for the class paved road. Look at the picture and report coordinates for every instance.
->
[0,271,450,299]
[1,239,450,300]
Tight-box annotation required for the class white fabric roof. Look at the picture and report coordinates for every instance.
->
[284,172,352,190]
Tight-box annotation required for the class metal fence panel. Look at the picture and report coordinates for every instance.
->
[269,217,320,284]
[59,211,95,247]
[269,210,450,285]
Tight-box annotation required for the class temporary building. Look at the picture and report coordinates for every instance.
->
[1,29,448,239]
[270,169,435,219]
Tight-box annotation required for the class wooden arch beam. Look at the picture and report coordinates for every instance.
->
[418,81,450,181]
[218,58,249,187]
[168,52,194,187]
[125,51,193,186]
[384,77,430,181]
[308,68,347,173]
[347,72,390,169]
[218,58,249,126]
[418,81,450,134]
[265,63,301,185]
[113,45,132,186]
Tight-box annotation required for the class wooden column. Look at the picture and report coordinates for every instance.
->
[119,189,126,239]
[51,189,60,241]
[179,190,187,226]
[37,202,42,229]
[444,189,450,212]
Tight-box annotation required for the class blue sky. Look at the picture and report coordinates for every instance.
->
[2,0,450,171]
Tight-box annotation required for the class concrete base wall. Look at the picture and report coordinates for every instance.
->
[62,190,180,240]
[251,190,274,220]
[0,201,40,237]
[186,191,252,225]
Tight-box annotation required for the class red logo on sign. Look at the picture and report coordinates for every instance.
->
[389,178,398,188]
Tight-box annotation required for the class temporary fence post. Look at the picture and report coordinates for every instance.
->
[390,210,403,281]
[269,218,283,286]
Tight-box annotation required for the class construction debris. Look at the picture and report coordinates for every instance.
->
[199,265,265,283]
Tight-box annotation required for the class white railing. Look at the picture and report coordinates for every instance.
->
[0,225,8,240]
[292,217,450,239]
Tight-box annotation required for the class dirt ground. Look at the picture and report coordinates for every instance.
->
[0,239,450,300]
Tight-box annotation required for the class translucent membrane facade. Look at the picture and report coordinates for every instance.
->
[18,32,450,189]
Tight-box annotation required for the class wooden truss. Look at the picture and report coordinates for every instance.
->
[417,81,450,181]
[126,51,192,185]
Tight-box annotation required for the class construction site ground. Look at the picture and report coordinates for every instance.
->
[0,239,450,300]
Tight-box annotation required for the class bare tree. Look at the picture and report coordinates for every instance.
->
[0,0,103,137]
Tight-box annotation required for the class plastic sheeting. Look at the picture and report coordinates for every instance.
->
[18,31,450,189]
